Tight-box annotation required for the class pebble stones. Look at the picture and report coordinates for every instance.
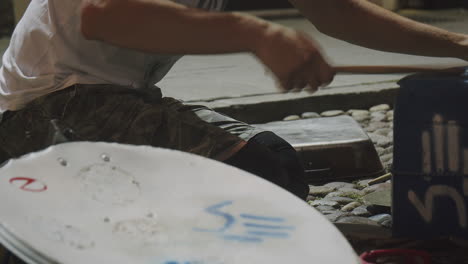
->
[315,205,336,212]
[369,104,390,112]
[327,196,355,205]
[347,109,369,116]
[380,153,393,163]
[325,211,351,222]
[349,110,370,122]
[368,133,392,148]
[351,206,372,217]
[370,111,387,122]
[386,110,394,121]
[283,115,301,121]
[374,128,392,136]
[381,146,393,156]
[368,133,387,144]
[315,205,339,215]
[369,214,392,226]
[363,189,391,208]
[352,114,370,123]
[309,199,340,209]
[309,185,335,197]
[301,112,321,119]
[356,179,372,189]
[307,177,393,228]
[341,202,362,212]
[369,214,393,228]
[388,131,394,138]
[320,110,345,117]
[365,122,389,133]
[336,216,380,226]
[361,182,391,195]
[323,182,356,190]
[377,138,392,148]
[281,104,396,230]
[325,187,363,198]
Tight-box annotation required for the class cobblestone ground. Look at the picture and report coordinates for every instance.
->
[282,105,468,263]
[283,104,394,228]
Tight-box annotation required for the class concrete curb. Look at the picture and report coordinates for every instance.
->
[190,82,400,124]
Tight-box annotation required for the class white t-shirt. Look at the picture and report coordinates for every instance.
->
[0,0,228,112]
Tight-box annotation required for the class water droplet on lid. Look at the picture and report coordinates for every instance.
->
[104,217,110,223]
[58,158,67,166]
[101,153,110,162]
[147,213,154,218]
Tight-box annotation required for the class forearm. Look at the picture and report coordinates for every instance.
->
[81,0,267,54]
[81,0,337,92]
[290,0,468,59]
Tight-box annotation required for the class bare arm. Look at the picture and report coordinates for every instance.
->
[289,0,468,60]
[80,0,268,54]
[81,0,335,91]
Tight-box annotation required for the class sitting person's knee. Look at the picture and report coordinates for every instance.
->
[225,131,308,200]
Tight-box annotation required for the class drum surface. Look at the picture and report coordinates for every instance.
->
[0,142,358,264]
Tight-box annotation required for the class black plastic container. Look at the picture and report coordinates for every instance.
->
[393,68,468,239]
[423,0,462,8]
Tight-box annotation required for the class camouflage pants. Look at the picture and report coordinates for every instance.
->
[0,84,265,163]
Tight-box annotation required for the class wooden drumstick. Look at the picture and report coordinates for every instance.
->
[333,65,468,75]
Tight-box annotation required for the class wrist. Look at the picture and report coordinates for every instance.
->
[456,34,468,61]
[229,12,274,54]
[460,35,468,61]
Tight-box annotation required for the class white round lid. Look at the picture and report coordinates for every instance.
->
[0,142,358,264]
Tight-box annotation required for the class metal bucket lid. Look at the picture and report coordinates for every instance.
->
[0,142,358,264]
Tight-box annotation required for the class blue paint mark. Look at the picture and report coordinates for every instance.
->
[193,200,295,243]
[243,223,295,230]
[247,231,290,238]
[223,234,263,243]
[239,214,285,222]
[193,200,235,233]
[163,261,201,264]
[163,261,203,264]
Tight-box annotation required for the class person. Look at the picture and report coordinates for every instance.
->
[0,0,468,202]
